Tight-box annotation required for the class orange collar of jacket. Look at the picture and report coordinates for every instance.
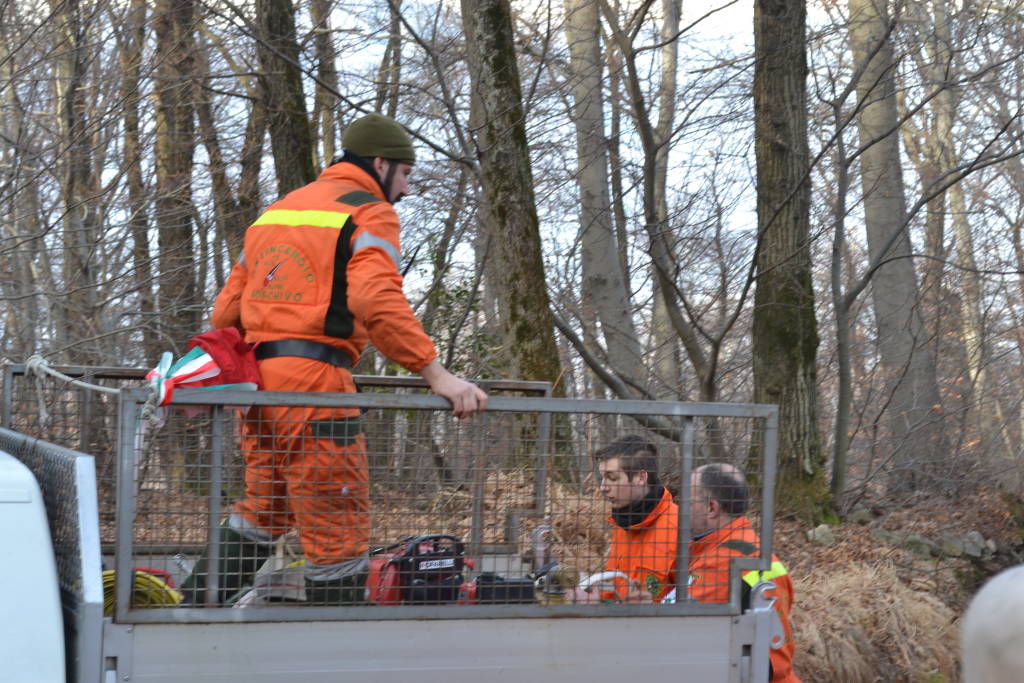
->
[692,515,755,549]
[606,487,675,531]
[318,160,387,200]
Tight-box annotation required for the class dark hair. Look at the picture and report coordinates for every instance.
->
[593,435,660,486]
[697,463,748,515]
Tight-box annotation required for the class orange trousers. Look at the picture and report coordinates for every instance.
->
[233,356,369,567]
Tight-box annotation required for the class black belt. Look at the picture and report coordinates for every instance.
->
[254,339,353,368]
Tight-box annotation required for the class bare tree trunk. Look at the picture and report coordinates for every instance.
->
[311,0,340,166]
[374,0,403,119]
[1011,216,1024,471]
[899,0,955,433]
[236,95,268,254]
[51,0,101,363]
[474,214,503,360]
[830,134,854,503]
[460,0,563,389]
[119,0,158,361]
[920,0,1012,459]
[848,0,946,494]
[421,167,469,335]
[606,49,631,288]
[0,44,42,360]
[829,90,879,505]
[195,37,245,279]
[949,183,1013,458]
[752,0,829,519]
[602,0,718,403]
[256,0,315,196]
[199,26,266,261]
[649,0,682,399]
[650,288,682,397]
[902,126,949,346]
[564,0,642,391]
[154,0,200,349]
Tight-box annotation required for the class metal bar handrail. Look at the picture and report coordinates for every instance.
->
[167,387,779,419]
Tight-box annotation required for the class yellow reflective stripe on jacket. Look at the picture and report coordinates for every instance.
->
[252,209,351,229]
[742,560,788,587]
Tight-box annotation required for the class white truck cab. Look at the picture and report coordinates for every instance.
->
[0,450,65,683]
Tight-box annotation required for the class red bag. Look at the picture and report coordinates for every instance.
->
[185,327,261,389]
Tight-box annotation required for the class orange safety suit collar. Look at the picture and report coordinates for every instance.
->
[318,156,384,197]
[333,152,390,201]
[691,514,753,551]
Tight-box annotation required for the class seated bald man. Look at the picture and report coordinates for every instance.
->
[687,462,800,682]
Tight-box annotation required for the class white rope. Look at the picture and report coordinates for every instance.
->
[25,355,121,395]
[140,352,171,424]
[140,377,162,422]
[26,355,53,426]
[25,354,164,431]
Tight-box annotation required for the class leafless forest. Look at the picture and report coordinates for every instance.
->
[3,0,1024,518]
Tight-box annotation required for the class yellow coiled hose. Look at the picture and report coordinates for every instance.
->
[102,569,183,616]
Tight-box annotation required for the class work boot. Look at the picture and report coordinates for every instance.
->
[304,572,366,605]
[179,524,271,605]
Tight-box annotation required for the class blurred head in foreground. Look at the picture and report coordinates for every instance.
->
[961,564,1024,683]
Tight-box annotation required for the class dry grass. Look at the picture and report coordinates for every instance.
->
[370,472,611,561]
[544,479,609,574]
[775,485,1024,682]
[794,562,959,682]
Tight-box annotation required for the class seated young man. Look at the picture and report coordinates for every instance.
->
[591,435,678,603]
[580,435,801,683]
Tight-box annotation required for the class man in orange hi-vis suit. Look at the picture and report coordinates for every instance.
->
[592,436,679,603]
[180,113,488,605]
[687,463,800,682]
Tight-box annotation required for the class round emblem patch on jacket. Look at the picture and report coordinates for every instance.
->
[645,574,662,598]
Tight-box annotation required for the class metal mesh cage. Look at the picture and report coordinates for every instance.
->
[2,365,780,625]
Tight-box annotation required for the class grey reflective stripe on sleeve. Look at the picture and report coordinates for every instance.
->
[227,513,276,546]
[352,232,400,269]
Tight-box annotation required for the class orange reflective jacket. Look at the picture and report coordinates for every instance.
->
[689,516,800,683]
[604,488,678,602]
[212,161,437,373]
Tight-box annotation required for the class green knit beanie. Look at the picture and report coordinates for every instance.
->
[342,113,416,165]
